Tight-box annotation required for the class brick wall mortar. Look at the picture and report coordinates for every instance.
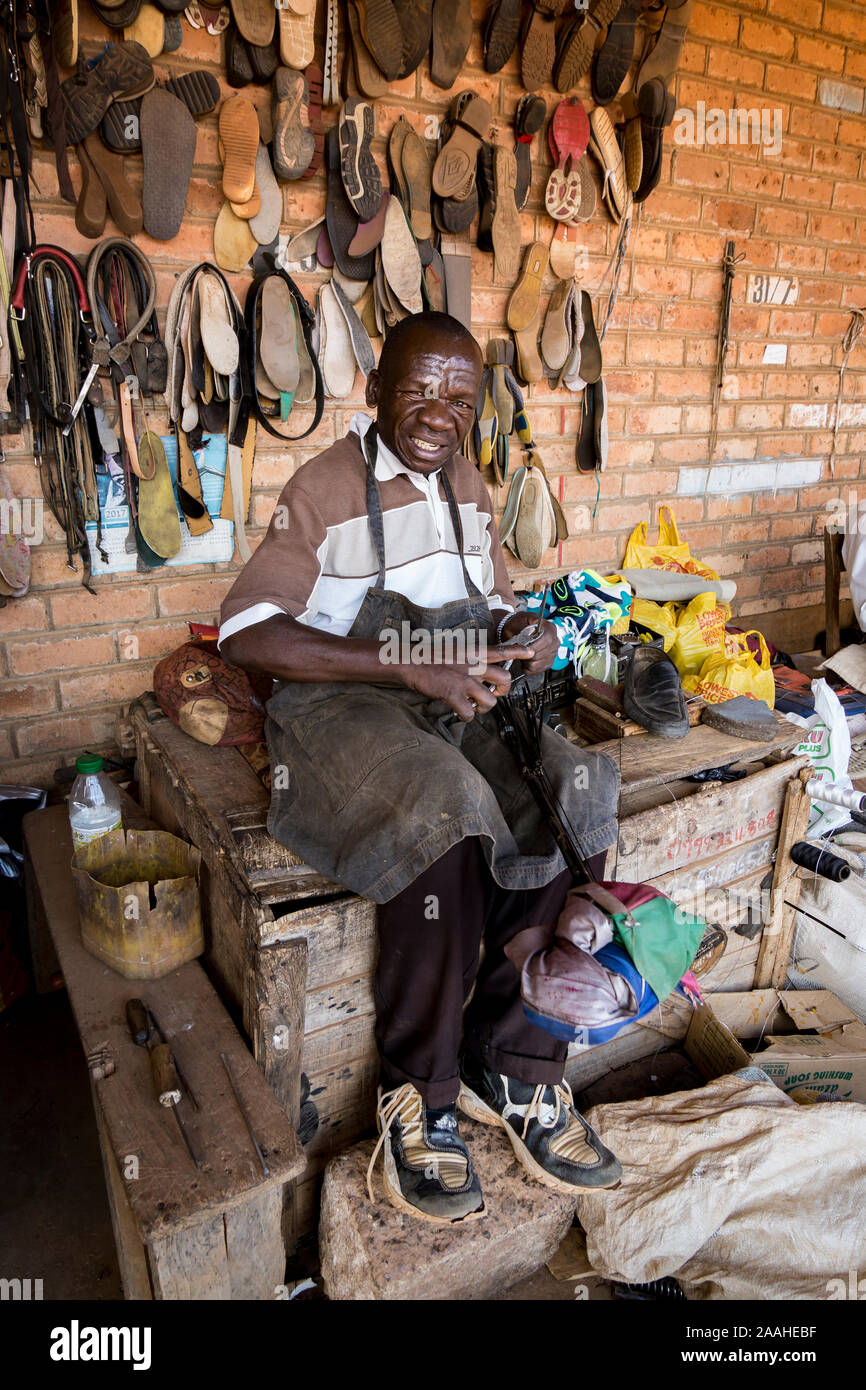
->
[1,0,864,783]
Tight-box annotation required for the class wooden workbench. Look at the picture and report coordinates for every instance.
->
[23,801,305,1300]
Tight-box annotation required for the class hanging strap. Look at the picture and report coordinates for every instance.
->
[85,237,157,372]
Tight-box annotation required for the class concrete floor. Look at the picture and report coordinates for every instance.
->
[0,991,122,1300]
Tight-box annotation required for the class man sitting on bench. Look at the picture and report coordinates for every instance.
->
[220,311,621,1224]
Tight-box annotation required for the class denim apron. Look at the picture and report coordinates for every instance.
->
[265,427,619,902]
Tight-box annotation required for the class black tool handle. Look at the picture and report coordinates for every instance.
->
[125,998,150,1047]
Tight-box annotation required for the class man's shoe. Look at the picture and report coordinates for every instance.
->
[622,644,689,738]
[366,1083,486,1224]
[458,1058,622,1194]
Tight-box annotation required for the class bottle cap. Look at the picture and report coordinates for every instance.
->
[75,754,104,774]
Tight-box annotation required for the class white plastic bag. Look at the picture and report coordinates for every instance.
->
[785,678,853,836]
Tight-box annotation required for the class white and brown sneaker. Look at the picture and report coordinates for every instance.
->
[366,1083,486,1224]
[458,1059,622,1193]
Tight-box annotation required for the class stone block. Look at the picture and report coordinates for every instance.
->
[319,1118,576,1301]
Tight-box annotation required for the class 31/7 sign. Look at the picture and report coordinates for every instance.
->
[747,274,798,305]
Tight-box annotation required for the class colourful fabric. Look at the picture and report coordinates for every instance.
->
[517,569,632,671]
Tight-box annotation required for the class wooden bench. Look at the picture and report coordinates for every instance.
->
[23,800,305,1299]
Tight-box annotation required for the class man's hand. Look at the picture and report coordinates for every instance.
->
[497,612,560,675]
[403,650,515,722]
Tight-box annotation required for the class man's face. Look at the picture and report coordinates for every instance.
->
[366,334,482,475]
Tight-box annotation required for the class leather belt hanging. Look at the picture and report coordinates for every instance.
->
[10,242,99,587]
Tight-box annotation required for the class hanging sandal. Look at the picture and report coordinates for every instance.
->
[432,92,490,200]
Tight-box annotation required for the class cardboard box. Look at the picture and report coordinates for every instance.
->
[685,989,866,1103]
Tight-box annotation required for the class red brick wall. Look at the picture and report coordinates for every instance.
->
[2,0,865,785]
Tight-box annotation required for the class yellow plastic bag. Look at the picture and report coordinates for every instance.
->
[630,598,679,651]
[622,505,720,583]
[669,592,729,676]
[682,630,776,708]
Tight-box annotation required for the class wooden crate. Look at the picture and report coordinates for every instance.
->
[131,701,379,1240]
[24,802,305,1299]
[132,698,803,1239]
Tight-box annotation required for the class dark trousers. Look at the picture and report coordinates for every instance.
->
[375,837,606,1108]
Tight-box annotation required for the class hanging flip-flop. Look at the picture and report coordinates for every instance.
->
[278,0,315,67]
[507,239,549,331]
[318,280,356,398]
[381,196,423,312]
[330,278,376,377]
[249,144,282,244]
[491,146,521,282]
[140,87,195,240]
[213,199,257,271]
[400,125,432,243]
[260,277,300,418]
[540,278,574,375]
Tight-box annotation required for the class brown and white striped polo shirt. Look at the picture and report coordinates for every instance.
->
[219,414,515,643]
